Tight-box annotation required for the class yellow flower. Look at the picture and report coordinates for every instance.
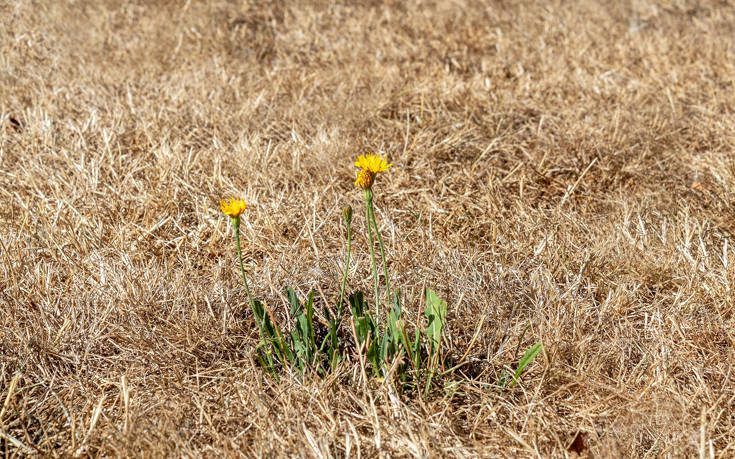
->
[355,153,391,174]
[354,153,391,189]
[220,198,247,218]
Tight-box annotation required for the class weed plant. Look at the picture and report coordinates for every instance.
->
[221,155,537,392]
[220,154,542,395]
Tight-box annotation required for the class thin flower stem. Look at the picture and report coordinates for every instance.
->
[234,220,276,373]
[368,199,391,302]
[364,193,381,324]
[234,222,255,310]
[338,220,352,319]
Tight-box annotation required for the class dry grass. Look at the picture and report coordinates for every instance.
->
[2,0,735,456]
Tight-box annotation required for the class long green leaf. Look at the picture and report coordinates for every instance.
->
[509,343,543,388]
[287,287,300,315]
[305,290,315,350]
[423,289,447,395]
[424,289,447,354]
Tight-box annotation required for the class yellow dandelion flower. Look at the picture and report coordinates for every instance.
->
[355,153,391,174]
[354,153,391,189]
[220,198,247,218]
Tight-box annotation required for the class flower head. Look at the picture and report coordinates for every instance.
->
[355,169,374,189]
[354,153,391,190]
[355,153,391,174]
[342,205,353,225]
[220,198,247,219]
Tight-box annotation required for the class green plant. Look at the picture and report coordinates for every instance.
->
[348,288,449,390]
[250,298,288,379]
[220,156,450,392]
[287,288,317,372]
[423,289,447,394]
[355,153,393,320]
[498,342,544,388]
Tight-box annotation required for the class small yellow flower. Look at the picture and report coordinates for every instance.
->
[355,153,391,174]
[354,153,391,189]
[220,198,247,218]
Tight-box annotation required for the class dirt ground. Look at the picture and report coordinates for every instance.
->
[2,0,735,456]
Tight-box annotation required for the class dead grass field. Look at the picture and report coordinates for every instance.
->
[2,0,735,456]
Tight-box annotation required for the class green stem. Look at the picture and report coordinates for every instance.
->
[234,219,276,375]
[364,190,380,324]
[338,220,352,319]
[234,220,255,311]
[368,199,391,302]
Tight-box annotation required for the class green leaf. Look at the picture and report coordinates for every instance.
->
[413,328,422,368]
[251,300,287,370]
[379,332,389,362]
[349,292,366,318]
[349,291,385,375]
[349,292,377,345]
[321,303,341,371]
[424,289,447,353]
[305,290,315,348]
[395,319,415,369]
[423,289,447,395]
[509,343,543,388]
[367,339,382,376]
[287,287,300,316]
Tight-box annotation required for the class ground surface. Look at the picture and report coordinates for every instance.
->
[2,0,735,457]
